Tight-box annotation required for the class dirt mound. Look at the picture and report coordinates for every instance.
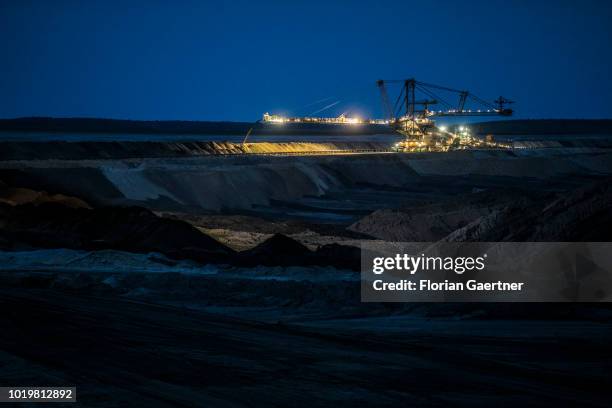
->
[350,178,612,243]
[348,189,524,241]
[0,185,90,208]
[237,233,360,270]
[0,201,361,269]
[349,206,489,242]
[237,233,318,267]
[0,202,234,262]
[446,179,612,242]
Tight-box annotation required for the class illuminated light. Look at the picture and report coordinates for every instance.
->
[459,126,464,131]
[262,112,391,126]
[439,126,447,132]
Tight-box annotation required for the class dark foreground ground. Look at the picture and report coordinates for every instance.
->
[1,287,611,408]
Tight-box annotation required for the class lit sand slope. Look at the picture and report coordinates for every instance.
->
[240,141,390,154]
[165,141,393,155]
[0,140,394,160]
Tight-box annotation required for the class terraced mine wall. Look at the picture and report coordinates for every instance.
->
[2,140,612,212]
[1,136,612,161]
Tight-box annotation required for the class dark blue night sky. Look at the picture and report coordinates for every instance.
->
[1,0,611,121]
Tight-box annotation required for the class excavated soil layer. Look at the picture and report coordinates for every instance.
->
[0,141,394,160]
[2,146,612,212]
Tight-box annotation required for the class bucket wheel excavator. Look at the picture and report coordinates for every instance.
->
[377,78,514,151]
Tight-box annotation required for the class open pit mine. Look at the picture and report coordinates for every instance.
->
[1,79,612,407]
